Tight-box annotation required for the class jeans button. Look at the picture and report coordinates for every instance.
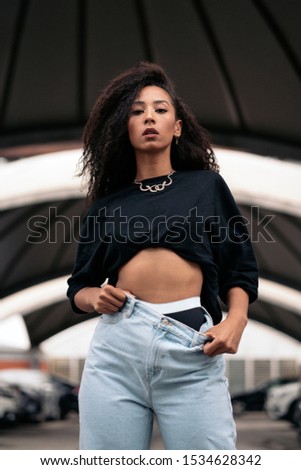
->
[162,318,170,325]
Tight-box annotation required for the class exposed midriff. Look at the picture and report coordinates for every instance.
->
[116,247,203,302]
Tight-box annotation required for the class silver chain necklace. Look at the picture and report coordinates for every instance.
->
[134,170,175,193]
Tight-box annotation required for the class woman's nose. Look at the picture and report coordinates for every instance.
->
[144,109,155,123]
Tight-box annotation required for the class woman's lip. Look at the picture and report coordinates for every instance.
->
[143,133,158,138]
[142,128,159,136]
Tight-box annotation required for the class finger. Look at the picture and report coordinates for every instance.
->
[99,301,123,313]
[100,289,126,306]
[203,338,219,356]
[95,300,122,314]
[94,296,124,313]
[109,295,125,306]
[105,285,128,302]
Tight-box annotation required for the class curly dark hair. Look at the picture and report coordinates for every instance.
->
[80,61,219,205]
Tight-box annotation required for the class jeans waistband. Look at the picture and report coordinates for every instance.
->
[120,295,212,347]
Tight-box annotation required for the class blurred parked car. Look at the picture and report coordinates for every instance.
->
[50,375,79,419]
[293,398,301,444]
[0,369,61,422]
[11,384,44,422]
[265,380,301,424]
[0,380,19,423]
[231,377,298,415]
[0,369,79,422]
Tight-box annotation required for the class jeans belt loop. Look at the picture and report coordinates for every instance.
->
[124,295,135,318]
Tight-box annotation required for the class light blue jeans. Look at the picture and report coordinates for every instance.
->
[79,296,236,450]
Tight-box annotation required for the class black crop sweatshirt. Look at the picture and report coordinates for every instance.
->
[67,170,258,324]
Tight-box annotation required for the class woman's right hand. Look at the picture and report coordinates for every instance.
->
[74,285,134,314]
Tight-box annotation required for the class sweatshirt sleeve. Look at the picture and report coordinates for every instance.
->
[66,203,108,314]
[210,173,258,306]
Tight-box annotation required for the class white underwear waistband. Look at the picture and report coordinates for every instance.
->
[138,296,201,315]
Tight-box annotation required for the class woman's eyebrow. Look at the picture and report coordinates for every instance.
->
[132,100,171,106]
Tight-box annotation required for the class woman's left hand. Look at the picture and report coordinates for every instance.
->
[202,315,246,357]
[203,287,249,357]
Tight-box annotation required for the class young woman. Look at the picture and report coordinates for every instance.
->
[67,62,258,450]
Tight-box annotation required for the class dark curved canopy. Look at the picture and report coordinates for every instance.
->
[0,0,300,347]
[1,0,301,159]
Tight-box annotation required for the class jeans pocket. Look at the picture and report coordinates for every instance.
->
[101,311,124,324]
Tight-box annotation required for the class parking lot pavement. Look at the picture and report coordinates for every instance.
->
[235,412,300,450]
[0,412,300,450]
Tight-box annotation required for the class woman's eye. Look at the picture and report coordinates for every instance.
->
[131,109,143,116]
[156,108,168,114]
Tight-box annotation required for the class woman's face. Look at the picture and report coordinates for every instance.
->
[127,86,182,155]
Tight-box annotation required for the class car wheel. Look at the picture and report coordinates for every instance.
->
[5,411,17,423]
[287,401,299,425]
[232,400,246,415]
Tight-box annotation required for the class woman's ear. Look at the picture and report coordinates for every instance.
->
[175,119,182,137]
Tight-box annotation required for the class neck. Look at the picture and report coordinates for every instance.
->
[135,153,173,181]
